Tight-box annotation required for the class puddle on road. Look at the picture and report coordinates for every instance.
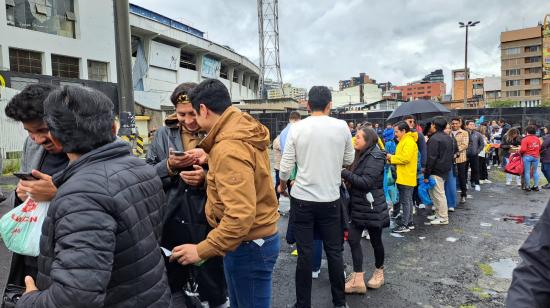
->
[489,258,518,279]
[502,213,540,226]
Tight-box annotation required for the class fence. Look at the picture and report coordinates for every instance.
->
[251,107,550,140]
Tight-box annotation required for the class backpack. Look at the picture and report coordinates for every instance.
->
[505,153,524,176]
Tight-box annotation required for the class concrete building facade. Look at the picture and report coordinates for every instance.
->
[267,83,306,101]
[394,82,446,101]
[332,83,382,108]
[500,25,543,107]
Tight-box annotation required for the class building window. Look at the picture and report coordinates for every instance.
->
[525,56,541,63]
[220,64,228,79]
[526,89,541,96]
[179,50,196,70]
[505,69,520,76]
[525,67,542,74]
[505,47,521,55]
[524,45,540,53]
[505,80,520,87]
[507,90,520,97]
[87,60,108,82]
[52,54,79,78]
[241,75,246,86]
[7,0,76,39]
[233,72,239,83]
[9,48,42,74]
[525,78,541,86]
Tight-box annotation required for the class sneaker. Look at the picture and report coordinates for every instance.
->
[362,230,370,240]
[460,196,466,204]
[430,218,449,225]
[542,184,550,189]
[448,207,455,212]
[517,182,522,187]
[506,181,511,186]
[418,203,426,209]
[407,223,415,230]
[392,226,410,233]
[531,186,540,192]
[487,165,491,170]
[523,187,531,192]
[312,269,321,279]
[427,215,437,220]
[484,179,492,184]
[475,185,481,191]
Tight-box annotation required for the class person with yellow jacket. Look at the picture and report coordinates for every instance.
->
[386,121,419,233]
[170,79,280,308]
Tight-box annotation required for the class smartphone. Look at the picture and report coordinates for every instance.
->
[13,172,38,181]
[170,150,186,157]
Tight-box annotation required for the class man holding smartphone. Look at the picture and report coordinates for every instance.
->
[146,82,228,308]
[2,84,69,302]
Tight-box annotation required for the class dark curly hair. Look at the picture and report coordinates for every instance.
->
[44,85,116,154]
[170,82,198,106]
[4,83,57,122]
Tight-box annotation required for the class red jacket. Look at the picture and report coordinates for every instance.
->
[520,135,541,158]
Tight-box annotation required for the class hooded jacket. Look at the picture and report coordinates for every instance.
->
[425,131,454,180]
[507,200,550,307]
[341,145,389,229]
[196,107,279,259]
[390,131,419,187]
[17,141,170,308]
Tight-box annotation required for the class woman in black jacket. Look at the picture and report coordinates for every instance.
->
[501,127,522,186]
[341,127,389,294]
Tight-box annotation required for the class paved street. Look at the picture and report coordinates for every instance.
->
[0,171,549,308]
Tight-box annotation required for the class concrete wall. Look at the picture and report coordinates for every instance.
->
[0,0,117,82]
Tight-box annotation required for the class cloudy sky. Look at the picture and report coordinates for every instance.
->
[132,0,550,93]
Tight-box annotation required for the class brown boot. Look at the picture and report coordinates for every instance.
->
[344,272,366,294]
[367,267,384,289]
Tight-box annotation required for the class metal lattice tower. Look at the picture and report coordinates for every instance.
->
[258,0,283,98]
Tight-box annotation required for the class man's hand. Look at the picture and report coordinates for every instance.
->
[185,148,208,165]
[170,244,202,265]
[24,276,38,294]
[180,165,206,187]
[16,182,29,202]
[18,170,56,202]
[386,153,392,161]
[278,182,288,197]
[423,178,429,183]
[168,148,196,170]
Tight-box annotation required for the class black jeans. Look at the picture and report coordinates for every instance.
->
[466,156,480,185]
[479,156,488,181]
[347,224,384,272]
[291,197,345,308]
[456,162,468,197]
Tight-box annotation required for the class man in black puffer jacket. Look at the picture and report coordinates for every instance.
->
[341,127,389,294]
[16,85,170,307]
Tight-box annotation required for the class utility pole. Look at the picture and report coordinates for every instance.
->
[459,21,479,108]
[113,0,136,137]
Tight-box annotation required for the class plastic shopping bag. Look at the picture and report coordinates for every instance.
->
[0,198,49,256]
[418,175,436,206]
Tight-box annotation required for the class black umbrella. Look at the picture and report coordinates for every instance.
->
[387,99,450,121]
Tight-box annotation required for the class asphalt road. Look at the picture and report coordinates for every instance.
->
[0,171,549,308]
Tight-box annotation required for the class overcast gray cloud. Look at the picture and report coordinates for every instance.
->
[132,0,550,92]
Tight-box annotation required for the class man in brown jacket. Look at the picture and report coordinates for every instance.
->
[451,117,470,204]
[171,79,280,308]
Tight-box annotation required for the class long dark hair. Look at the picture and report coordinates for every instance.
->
[504,127,520,143]
[351,127,379,171]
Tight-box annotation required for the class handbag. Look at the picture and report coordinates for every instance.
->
[2,284,25,308]
[505,153,524,176]
[339,184,351,231]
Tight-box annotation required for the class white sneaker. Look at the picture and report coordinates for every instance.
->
[475,185,481,191]
[487,165,491,170]
[484,180,492,184]
[430,218,449,225]
[312,269,320,279]
[427,215,437,221]
[362,230,370,240]
[448,207,455,212]
[506,181,511,186]
[418,204,426,209]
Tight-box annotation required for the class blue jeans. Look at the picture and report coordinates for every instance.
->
[523,155,540,187]
[444,168,457,209]
[223,233,280,308]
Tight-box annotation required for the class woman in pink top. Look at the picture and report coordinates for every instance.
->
[520,125,542,191]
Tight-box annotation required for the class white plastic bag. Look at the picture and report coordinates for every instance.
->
[0,198,49,256]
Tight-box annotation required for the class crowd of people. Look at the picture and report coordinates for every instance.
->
[0,80,549,308]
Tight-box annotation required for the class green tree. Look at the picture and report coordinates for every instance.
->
[488,99,518,108]
[541,99,550,108]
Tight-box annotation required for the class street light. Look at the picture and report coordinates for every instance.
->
[459,20,480,108]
